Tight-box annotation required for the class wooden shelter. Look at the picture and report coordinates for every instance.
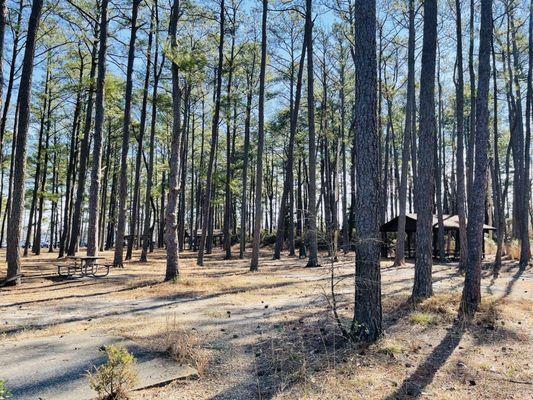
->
[380,214,496,259]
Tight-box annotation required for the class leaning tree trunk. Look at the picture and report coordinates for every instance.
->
[165,0,182,281]
[5,0,44,286]
[413,0,437,301]
[86,0,109,257]
[250,0,268,272]
[460,0,492,318]
[351,0,382,343]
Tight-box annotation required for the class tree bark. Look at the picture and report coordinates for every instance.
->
[141,4,161,262]
[351,0,382,343]
[461,0,492,317]
[520,0,532,269]
[305,0,319,268]
[413,0,437,301]
[165,0,182,281]
[250,0,268,272]
[274,26,307,260]
[197,0,225,266]
[86,0,109,257]
[5,0,44,286]
[114,0,141,266]
[394,0,415,267]
[68,25,99,256]
[239,50,256,259]
[455,0,468,271]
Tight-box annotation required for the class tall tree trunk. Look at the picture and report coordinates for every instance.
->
[461,0,492,317]
[127,3,153,261]
[114,0,141,266]
[455,0,468,271]
[239,51,256,259]
[5,0,44,286]
[351,0,381,343]
[250,0,268,272]
[305,0,319,268]
[86,0,109,257]
[466,0,476,198]
[24,60,50,256]
[197,0,225,266]
[520,1,532,269]
[0,0,23,248]
[274,28,307,260]
[0,0,5,141]
[68,26,99,256]
[223,12,237,260]
[59,50,84,258]
[33,107,51,256]
[413,0,437,301]
[492,39,505,275]
[165,0,182,281]
[435,54,446,260]
[141,4,161,262]
[394,0,415,267]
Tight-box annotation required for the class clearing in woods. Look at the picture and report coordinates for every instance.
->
[0,248,531,399]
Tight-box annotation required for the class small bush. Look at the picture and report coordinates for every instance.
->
[88,345,137,400]
[0,380,12,400]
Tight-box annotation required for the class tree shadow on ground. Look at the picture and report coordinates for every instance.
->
[384,320,465,399]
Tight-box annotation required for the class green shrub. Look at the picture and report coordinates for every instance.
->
[87,345,138,400]
[410,312,439,326]
[0,380,11,400]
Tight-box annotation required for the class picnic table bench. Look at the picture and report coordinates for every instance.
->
[57,256,111,278]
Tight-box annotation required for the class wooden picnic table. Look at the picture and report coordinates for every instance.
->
[58,256,110,278]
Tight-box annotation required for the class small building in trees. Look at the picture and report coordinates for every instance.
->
[380,214,496,259]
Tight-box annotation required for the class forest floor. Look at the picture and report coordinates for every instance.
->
[0,248,531,399]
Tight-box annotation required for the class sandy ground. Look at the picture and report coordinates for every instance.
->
[0,248,531,399]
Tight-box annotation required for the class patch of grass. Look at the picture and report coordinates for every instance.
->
[158,318,209,375]
[418,293,458,317]
[409,312,439,326]
[378,339,404,356]
[476,298,501,328]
